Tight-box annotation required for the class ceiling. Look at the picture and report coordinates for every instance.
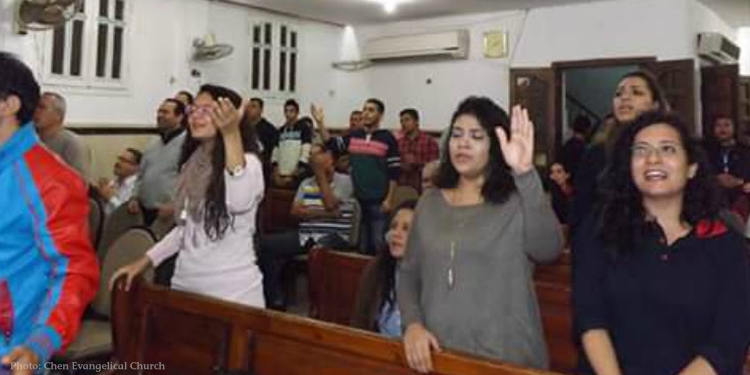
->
[220,0,749,27]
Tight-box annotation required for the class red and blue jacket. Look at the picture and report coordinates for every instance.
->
[0,124,99,362]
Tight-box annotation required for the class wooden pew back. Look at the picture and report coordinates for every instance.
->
[308,248,373,325]
[112,279,564,375]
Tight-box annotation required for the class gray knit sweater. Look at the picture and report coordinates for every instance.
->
[397,170,563,369]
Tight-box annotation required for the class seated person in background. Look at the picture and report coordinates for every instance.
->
[33,91,92,181]
[175,90,194,106]
[421,160,439,191]
[95,147,141,214]
[574,112,750,375]
[398,108,439,193]
[271,99,312,188]
[351,200,417,337]
[259,143,354,310]
[0,52,99,372]
[548,161,574,225]
[703,115,750,221]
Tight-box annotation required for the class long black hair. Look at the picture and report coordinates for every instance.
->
[595,111,722,254]
[378,200,418,314]
[180,84,259,240]
[593,70,670,147]
[434,96,516,204]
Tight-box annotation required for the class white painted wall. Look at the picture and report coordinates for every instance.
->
[348,0,702,131]
[354,11,526,131]
[513,0,694,66]
[740,28,750,76]
[690,0,738,45]
[1,0,209,126]
[0,0,355,127]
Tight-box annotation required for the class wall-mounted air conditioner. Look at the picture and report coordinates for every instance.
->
[697,32,741,65]
[363,29,469,61]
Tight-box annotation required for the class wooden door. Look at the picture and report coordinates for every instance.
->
[642,59,696,133]
[510,68,555,166]
[701,64,740,136]
[739,76,750,139]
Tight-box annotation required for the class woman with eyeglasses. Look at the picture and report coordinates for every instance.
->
[398,97,563,373]
[574,111,750,375]
[110,84,266,307]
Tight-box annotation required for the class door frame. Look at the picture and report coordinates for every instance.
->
[551,56,657,148]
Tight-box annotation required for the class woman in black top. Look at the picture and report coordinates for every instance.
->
[570,70,670,236]
[573,111,750,375]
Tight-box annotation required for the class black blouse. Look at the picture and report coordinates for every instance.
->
[573,217,750,375]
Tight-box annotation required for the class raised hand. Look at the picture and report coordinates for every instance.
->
[311,104,325,126]
[497,105,534,175]
[210,97,244,134]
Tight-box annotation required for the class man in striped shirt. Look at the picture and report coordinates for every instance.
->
[259,144,354,310]
[313,98,400,255]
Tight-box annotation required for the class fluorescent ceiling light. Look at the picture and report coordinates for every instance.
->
[363,0,412,15]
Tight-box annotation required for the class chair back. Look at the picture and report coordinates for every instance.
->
[93,227,156,317]
[98,204,144,260]
[88,197,105,249]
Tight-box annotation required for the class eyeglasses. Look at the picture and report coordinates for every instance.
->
[117,156,138,165]
[631,143,682,159]
[185,105,214,118]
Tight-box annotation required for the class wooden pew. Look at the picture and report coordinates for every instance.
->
[307,248,374,325]
[534,250,571,285]
[535,280,577,375]
[112,279,564,375]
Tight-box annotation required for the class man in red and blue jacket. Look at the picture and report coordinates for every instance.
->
[0,52,99,373]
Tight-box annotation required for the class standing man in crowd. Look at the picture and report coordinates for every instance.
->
[246,97,278,183]
[313,98,400,255]
[0,52,98,375]
[33,92,92,181]
[397,108,438,192]
[272,99,312,188]
[127,99,186,225]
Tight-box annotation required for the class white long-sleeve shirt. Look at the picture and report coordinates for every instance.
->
[105,175,137,215]
[147,153,265,307]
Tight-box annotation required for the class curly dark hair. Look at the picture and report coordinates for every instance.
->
[595,111,723,254]
[434,96,515,204]
[378,199,418,315]
[180,84,260,240]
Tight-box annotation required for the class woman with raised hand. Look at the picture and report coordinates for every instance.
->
[574,111,750,375]
[110,84,266,307]
[399,97,563,373]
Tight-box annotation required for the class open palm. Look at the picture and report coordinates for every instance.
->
[497,105,534,175]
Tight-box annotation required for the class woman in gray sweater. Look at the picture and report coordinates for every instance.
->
[399,97,563,373]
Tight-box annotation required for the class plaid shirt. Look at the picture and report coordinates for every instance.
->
[397,131,439,191]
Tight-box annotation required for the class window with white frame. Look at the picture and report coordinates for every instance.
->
[250,21,298,95]
[45,0,129,89]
